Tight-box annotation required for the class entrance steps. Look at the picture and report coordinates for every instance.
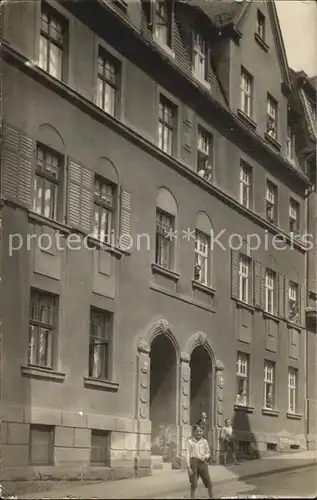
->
[151,455,173,473]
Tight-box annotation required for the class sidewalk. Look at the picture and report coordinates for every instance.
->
[20,450,316,499]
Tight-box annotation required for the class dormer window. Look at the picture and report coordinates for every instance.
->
[154,1,172,48]
[267,94,278,140]
[192,32,208,82]
[256,10,266,41]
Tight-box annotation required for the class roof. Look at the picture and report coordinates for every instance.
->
[291,69,317,142]
[184,0,246,27]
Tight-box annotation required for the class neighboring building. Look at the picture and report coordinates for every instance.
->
[1,0,316,493]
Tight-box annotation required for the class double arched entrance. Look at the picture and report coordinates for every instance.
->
[138,322,216,463]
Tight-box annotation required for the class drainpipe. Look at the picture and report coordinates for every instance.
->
[304,150,316,449]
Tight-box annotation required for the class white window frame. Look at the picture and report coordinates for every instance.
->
[264,360,275,409]
[288,281,299,322]
[236,353,249,406]
[266,181,277,223]
[265,269,275,315]
[289,199,299,233]
[239,163,251,208]
[193,32,207,82]
[39,3,65,81]
[158,95,175,155]
[267,95,278,140]
[154,0,171,48]
[286,124,295,161]
[256,10,265,40]
[239,255,249,303]
[197,126,213,180]
[288,368,297,414]
[194,230,210,286]
[240,68,253,118]
[96,48,120,117]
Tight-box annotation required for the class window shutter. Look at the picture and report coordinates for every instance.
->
[253,261,263,309]
[231,250,239,299]
[1,122,34,207]
[120,188,132,251]
[67,158,93,233]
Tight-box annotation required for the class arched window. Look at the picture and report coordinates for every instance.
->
[33,124,65,222]
[155,188,178,270]
[92,157,119,243]
[194,212,213,287]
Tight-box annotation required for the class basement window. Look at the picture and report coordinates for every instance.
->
[267,442,277,451]
[90,430,110,466]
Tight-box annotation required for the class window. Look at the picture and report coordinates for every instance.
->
[266,181,277,224]
[193,32,208,82]
[32,144,61,220]
[97,48,120,117]
[155,209,174,269]
[256,10,266,40]
[90,430,110,465]
[29,425,54,465]
[240,68,253,118]
[239,255,251,303]
[239,162,252,208]
[197,127,213,181]
[28,290,57,369]
[289,198,300,233]
[267,95,278,140]
[158,96,176,155]
[264,361,275,409]
[194,230,210,286]
[89,308,112,380]
[286,123,295,161]
[39,3,65,80]
[288,282,299,323]
[236,352,249,406]
[265,269,276,315]
[154,0,172,47]
[288,368,297,414]
[93,176,115,242]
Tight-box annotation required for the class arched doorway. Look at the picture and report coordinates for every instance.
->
[190,345,213,426]
[150,334,177,461]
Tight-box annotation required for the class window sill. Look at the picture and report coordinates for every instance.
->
[21,365,66,382]
[151,263,180,282]
[287,320,302,330]
[192,280,215,297]
[235,300,255,313]
[254,33,269,53]
[265,216,278,227]
[264,133,281,152]
[286,412,302,420]
[83,377,119,392]
[153,37,175,59]
[28,211,72,235]
[263,311,280,323]
[193,73,211,91]
[87,236,129,258]
[234,404,255,414]
[237,109,257,131]
[262,408,279,417]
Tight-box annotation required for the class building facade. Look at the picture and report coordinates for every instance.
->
[1,0,316,493]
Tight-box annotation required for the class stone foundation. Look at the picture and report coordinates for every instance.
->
[1,406,152,495]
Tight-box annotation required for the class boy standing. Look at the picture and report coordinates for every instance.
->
[186,425,213,499]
